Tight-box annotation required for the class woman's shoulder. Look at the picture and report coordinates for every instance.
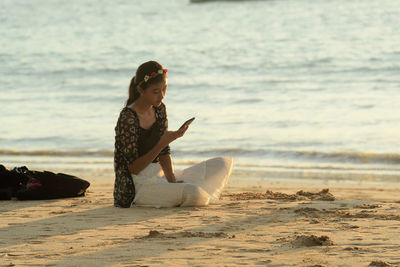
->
[119,106,137,117]
[117,106,138,126]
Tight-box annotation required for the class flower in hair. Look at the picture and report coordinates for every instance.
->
[142,68,168,84]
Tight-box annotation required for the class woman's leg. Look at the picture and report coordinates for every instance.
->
[133,182,185,208]
[181,184,210,207]
[178,157,233,201]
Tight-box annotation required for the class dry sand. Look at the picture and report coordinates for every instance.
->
[1,168,400,267]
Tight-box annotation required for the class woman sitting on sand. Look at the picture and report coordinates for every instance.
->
[113,60,233,208]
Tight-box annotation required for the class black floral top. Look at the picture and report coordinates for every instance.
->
[113,103,170,208]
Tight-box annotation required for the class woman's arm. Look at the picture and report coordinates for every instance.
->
[159,154,176,182]
[128,141,166,175]
[128,128,187,175]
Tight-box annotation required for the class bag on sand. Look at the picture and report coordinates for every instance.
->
[0,165,28,200]
[0,164,90,200]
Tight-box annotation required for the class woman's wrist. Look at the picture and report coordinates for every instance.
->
[166,174,176,183]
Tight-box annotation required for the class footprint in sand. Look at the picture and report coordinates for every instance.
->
[138,230,235,239]
[239,248,271,253]
[180,231,232,238]
[368,260,394,267]
[289,235,334,247]
[294,207,321,218]
[222,202,241,207]
[28,240,44,244]
[50,210,70,215]
[355,204,382,209]
[344,246,360,251]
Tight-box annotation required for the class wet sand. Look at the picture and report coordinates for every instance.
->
[1,168,399,266]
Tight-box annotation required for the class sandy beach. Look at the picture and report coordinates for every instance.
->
[1,168,399,267]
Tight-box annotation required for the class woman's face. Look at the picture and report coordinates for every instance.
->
[141,78,167,107]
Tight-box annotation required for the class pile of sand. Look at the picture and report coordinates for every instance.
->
[223,188,335,201]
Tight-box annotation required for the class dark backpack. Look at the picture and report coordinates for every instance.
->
[0,165,90,200]
[0,165,28,200]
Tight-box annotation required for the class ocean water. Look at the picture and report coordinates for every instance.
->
[1,0,400,183]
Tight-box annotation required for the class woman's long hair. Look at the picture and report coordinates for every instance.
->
[126,61,166,106]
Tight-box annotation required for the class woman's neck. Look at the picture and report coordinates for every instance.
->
[132,98,153,115]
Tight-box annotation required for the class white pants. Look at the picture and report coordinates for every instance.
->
[131,157,233,208]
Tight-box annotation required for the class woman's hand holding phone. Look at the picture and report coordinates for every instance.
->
[160,117,195,146]
[179,117,195,130]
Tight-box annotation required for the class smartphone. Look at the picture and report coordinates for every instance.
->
[179,117,195,129]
